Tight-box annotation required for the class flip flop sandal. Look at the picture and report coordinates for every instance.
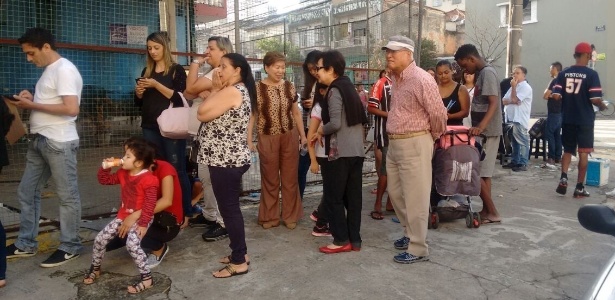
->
[82,265,100,285]
[481,219,502,225]
[370,211,384,220]
[213,264,249,279]
[127,273,153,294]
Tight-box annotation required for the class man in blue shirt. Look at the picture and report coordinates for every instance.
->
[552,42,607,198]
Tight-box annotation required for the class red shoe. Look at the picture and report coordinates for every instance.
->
[319,243,352,254]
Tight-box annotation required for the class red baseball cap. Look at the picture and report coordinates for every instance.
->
[575,42,592,54]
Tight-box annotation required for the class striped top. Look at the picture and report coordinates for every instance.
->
[368,76,392,148]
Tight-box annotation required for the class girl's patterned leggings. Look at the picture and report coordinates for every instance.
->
[90,218,150,275]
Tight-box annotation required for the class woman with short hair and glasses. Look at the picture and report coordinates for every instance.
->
[248,51,306,230]
[311,50,367,253]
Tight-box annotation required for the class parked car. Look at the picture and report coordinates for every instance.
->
[578,204,615,299]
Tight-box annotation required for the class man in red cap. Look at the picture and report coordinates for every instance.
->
[551,42,607,198]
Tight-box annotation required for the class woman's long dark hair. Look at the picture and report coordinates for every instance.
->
[301,50,322,100]
[223,53,257,113]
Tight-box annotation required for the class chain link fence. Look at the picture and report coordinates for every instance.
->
[1,0,462,229]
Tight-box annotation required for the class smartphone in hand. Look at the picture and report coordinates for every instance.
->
[3,94,18,101]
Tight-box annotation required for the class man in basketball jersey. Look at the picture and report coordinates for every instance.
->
[551,42,607,198]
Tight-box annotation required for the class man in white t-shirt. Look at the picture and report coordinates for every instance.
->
[502,65,532,172]
[5,28,83,268]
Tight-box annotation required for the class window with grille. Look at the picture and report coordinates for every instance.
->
[498,0,538,27]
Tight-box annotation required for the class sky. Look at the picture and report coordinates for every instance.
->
[268,0,301,13]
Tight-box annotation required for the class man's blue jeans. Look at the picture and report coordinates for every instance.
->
[545,113,562,160]
[15,135,82,255]
[511,122,529,166]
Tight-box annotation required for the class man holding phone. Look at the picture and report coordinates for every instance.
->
[5,27,83,268]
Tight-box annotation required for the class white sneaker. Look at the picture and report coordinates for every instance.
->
[606,188,615,197]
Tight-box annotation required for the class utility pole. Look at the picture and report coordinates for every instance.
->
[415,0,424,67]
[506,0,523,75]
[234,0,241,54]
[164,0,177,57]
[365,0,369,73]
[408,0,412,40]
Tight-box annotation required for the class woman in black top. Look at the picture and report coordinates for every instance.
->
[134,32,193,223]
[436,60,470,126]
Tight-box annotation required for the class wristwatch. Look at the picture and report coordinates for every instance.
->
[192,59,201,65]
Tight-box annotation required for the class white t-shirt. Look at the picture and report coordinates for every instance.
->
[30,58,83,141]
[503,80,532,129]
[310,103,326,158]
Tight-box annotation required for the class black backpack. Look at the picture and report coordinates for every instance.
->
[528,117,546,139]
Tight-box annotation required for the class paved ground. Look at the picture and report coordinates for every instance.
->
[2,118,615,299]
[3,145,615,300]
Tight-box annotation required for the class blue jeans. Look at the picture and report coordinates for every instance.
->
[15,135,82,254]
[297,151,311,199]
[511,122,529,166]
[142,128,192,217]
[545,113,562,160]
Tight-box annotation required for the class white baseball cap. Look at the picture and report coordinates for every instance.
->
[382,36,415,52]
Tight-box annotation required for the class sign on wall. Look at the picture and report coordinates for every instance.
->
[109,24,148,45]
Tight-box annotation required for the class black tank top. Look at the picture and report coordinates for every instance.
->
[442,83,463,126]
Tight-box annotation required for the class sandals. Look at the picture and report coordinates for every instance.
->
[82,265,101,285]
[220,255,250,265]
[213,264,249,279]
[370,211,384,220]
[127,272,154,294]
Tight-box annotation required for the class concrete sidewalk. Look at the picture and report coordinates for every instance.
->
[3,152,615,300]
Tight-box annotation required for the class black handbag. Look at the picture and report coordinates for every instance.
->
[153,211,177,228]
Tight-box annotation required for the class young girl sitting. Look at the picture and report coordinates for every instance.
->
[83,138,159,294]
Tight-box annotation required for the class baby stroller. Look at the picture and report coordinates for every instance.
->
[429,126,484,229]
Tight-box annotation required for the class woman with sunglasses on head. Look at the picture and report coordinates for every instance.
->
[134,32,193,227]
[300,51,332,236]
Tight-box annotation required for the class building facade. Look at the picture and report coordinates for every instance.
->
[465,0,613,115]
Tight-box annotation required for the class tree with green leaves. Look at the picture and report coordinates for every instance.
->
[256,37,302,62]
[419,38,437,69]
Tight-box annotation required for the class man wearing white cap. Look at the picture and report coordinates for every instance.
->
[383,35,447,264]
